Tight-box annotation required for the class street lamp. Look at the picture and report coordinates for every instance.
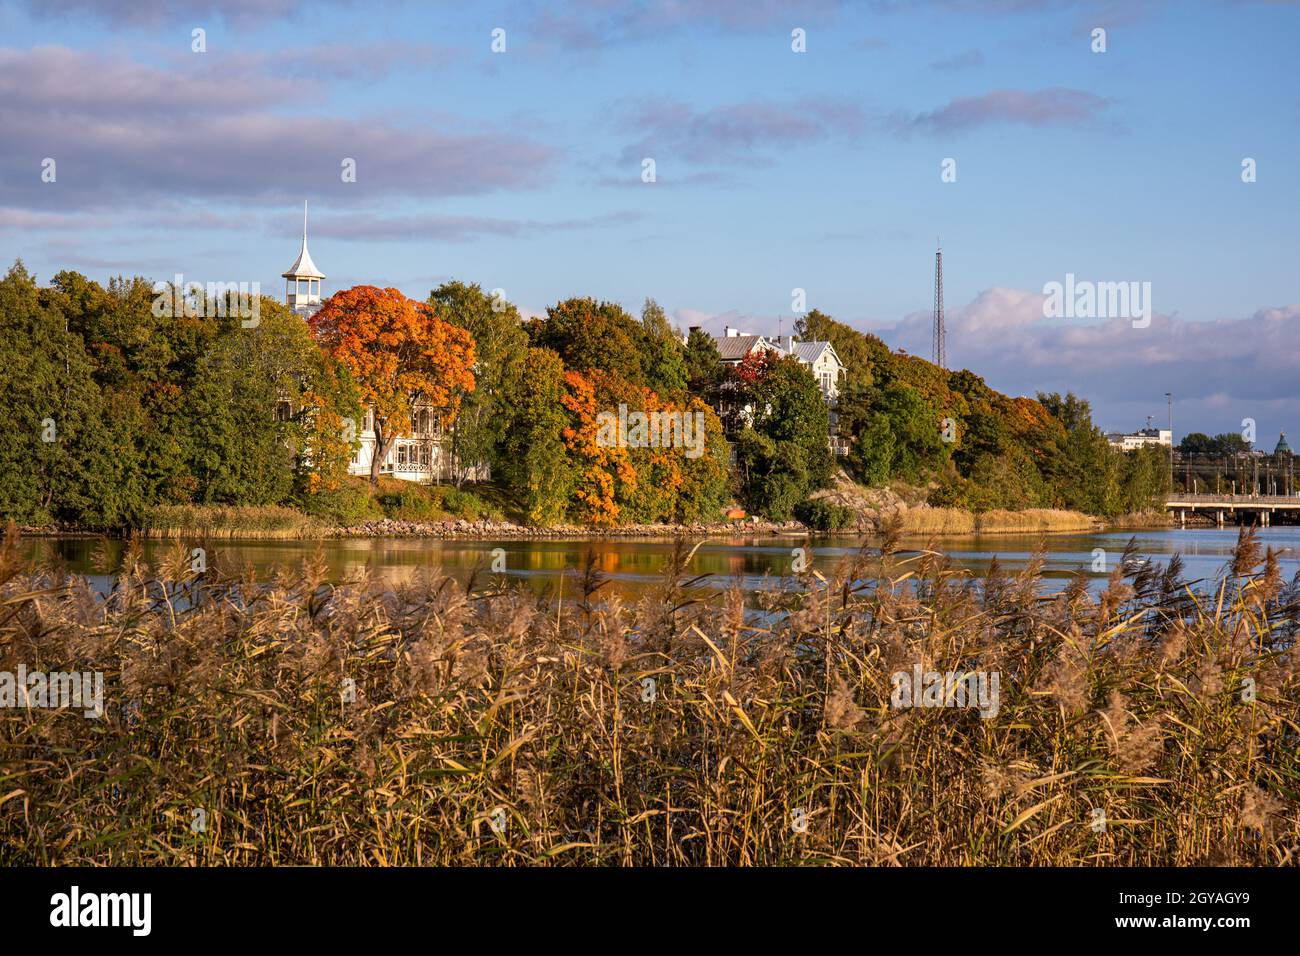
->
[1165,392,1174,490]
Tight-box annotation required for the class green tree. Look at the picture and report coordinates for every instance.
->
[498,347,576,525]
[429,280,529,485]
[186,300,344,505]
[0,262,129,526]
[683,327,724,402]
[732,354,832,519]
[848,384,947,486]
[641,298,687,396]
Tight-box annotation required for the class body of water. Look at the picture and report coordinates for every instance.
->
[20,526,1300,598]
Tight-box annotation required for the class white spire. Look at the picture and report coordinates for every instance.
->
[282,200,324,280]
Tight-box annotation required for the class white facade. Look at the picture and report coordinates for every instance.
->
[1106,428,1172,451]
[346,406,475,482]
[707,329,846,403]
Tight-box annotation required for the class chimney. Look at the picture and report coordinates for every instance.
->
[688,325,702,336]
[726,326,740,337]
[784,335,794,352]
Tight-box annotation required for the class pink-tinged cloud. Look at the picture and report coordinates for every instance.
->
[894,88,1115,134]
[305,210,643,243]
[877,287,1300,434]
[669,289,1300,434]
[0,47,555,208]
[13,0,331,25]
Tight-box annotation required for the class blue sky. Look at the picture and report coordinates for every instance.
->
[1,0,1297,439]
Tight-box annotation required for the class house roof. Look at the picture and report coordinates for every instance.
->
[790,339,844,369]
[714,334,773,362]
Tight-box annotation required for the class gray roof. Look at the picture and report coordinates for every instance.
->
[790,340,844,369]
[790,340,829,364]
[713,335,772,362]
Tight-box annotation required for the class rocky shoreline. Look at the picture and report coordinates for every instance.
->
[329,517,812,539]
[13,517,813,540]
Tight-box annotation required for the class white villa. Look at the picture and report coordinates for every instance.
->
[707,326,846,402]
[282,208,472,483]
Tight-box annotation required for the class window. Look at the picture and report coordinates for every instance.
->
[397,445,408,467]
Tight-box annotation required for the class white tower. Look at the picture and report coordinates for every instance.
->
[282,201,324,317]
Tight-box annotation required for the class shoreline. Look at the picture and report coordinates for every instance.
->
[14,514,1178,542]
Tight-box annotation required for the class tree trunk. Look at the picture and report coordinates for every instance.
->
[370,420,392,485]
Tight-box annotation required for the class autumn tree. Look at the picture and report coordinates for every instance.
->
[309,286,475,484]
[526,297,648,386]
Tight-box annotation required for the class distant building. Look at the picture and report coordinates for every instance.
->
[710,327,784,366]
[779,336,846,402]
[708,328,846,402]
[1105,426,1172,451]
[282,203,324,319]
[1274,432,1292,457]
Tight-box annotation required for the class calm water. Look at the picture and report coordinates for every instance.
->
[20,527,1300,599]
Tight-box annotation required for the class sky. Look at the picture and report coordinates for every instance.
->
[1,0,1297,441]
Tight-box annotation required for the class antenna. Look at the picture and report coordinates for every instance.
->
[932,240,945,369]
[303,200,308,240]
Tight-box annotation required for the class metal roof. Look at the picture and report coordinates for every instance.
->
[282,201,325,279]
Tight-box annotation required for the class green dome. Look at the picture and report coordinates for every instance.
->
[1274,432,1292,456]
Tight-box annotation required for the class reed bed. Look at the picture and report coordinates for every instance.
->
[1,522,1298,866]
[142,504,325,539]
[975,508,1095,534]
[898,506,976,535]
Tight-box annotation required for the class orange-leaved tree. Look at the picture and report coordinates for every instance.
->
[309,286,475,483]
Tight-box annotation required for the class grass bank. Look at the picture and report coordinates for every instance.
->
[131,479,511,539]
[974,508,1097,534]
[142,504,325,539]
[1105,510,1175,530]
[2,525,1296,865]
[894,507,1094,536]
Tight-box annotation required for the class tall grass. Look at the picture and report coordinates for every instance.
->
[142,504,325,539]
[975,508,1095,534]
[1,523,1296,866]
[899,506,976,535]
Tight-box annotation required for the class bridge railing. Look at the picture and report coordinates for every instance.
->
[1167,493,1300,506]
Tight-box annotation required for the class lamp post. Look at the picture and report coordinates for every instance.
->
[1165,392,1174,491]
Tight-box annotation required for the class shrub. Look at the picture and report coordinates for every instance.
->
[795,500,854,531]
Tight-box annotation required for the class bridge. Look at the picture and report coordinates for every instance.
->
[1166,493,1300,527]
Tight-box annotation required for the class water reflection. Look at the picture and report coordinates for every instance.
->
[20,526,1300,599]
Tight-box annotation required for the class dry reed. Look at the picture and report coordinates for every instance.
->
[1,523,1297,866]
